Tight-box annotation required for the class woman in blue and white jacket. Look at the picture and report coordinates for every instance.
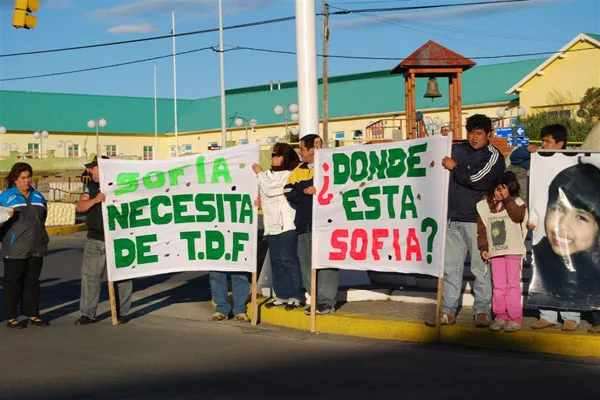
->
[253,143,305,310]
[0,162,49,329]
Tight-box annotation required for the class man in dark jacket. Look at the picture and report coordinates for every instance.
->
[74,157,132,325]
[427,114,505,327]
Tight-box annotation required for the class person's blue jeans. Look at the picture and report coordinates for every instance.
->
[442,221,492,315]
[298,232,339,308]
[266,230,304,302]
[80,239,133,318]
[209,271,250,316]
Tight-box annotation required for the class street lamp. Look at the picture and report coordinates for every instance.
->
[497,106,526,145]
[56,140,74,158]
[32,130,49,159]
[0,126,6,134]
[87,118,107,156]
[234,117,258,143]
[274,103,299,141]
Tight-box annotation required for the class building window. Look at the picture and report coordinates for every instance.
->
[28,143,40,159]
[104,145,118,157]
[207,142,221,151]
[353,130,363,139]
[68,144,80,158]
[266,137,278,145]
[334,131,345,140]
[546,110,571,119]
[143,145,154,160]
[181,144,192,154]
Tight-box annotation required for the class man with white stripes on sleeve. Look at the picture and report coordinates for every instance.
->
[426,114,505,328]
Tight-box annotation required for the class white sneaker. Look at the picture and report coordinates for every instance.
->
[489,319,507,331]
[504,321,522,332]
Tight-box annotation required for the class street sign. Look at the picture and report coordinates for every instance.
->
[495,127,512,138]
[515,125,525,137]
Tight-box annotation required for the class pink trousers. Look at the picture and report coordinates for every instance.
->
[491,255,522,324]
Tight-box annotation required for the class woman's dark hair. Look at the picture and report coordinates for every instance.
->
[547,163,600,225]
[271,143,300,172]
[487,171,520,199]
[5,162,33,189]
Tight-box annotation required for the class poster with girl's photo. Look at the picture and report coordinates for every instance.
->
[526,152,600,310]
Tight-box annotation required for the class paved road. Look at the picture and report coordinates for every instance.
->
[1,233,600,399]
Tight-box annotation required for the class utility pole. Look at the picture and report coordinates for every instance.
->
[321,0,329,147]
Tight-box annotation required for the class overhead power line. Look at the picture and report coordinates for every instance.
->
[0,0,530,59]
[1,44,594,83]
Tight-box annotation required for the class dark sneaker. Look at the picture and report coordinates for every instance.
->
[304,306,312,316]
[285,299,305,311]
[117,316,131,325]
[6,319,26,329]
[75,316,97,326]
[265,299,286,309]
[29,317,50,327]
[315,304,335,315]
[475,312,491,328]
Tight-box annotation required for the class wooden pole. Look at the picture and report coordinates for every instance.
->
[321,0,329,147]
[251,272,258,326]
[456,72,463,139]
[310,268,317,333]
[435,277,444,342]
[108,281,118,326]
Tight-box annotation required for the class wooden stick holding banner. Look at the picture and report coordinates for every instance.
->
[310,268,317,333]
[251,272,258,326]
[108,281,118,326]
[435,135,453,342]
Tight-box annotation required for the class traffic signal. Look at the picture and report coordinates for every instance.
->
[12,0,39,29]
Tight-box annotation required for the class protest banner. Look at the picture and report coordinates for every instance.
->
[527,151,600,311]
[99,144,259,323]
[312,135,451,332]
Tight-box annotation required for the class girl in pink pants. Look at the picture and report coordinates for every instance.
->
[476,171,528,332]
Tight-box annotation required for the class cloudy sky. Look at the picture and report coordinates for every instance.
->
[0,0,597,99]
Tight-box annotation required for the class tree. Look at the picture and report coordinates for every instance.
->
[521,112,595,143]
[579,87,600,122]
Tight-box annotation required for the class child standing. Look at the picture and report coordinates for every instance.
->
[476,171,528,332]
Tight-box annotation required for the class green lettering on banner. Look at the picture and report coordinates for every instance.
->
[368,151,388,181]
[400,185,417,219]
[115,173,139,196]
[238,194,254,224]
[333,153,350,185]
[136,234,158,264]
[181,231,202,261]
[232,232,249,261]
[173,194,195,224]
[150,195,173,225]
[205,230,225,260]
[195,193,216,222]
[342,189,363,220]
[142,171,165,189]
[387,148,407,178]
[362,186,381,220]
[114,238,135,268]
[211,158,232,183]
[196,156,206,184]
[129,198,150,228]
[108,203,129,231]
[350,152,369,182]
[168,164,190,186]
[382,185,400,218]
[407,143,427,177]
[223,194,242,223]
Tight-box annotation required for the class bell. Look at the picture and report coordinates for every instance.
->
[424,77,442,99]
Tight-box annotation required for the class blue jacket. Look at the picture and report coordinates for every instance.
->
[0,186,48,259]
[509,146,531,170]
[448,142,505,223]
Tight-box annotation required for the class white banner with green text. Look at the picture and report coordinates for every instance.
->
[313,135,451,277]
[100,144,259,281]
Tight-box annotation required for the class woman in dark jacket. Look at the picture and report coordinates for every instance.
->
[0,163,49,329]
[528,163,600,311]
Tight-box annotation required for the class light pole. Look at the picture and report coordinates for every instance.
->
[497,106,526,145]
[234,117,258,143]
[0,126,6,154]
[33,130,49,159]
[274,103,299,142]
[56,140,74,158]
[87,118,107,156]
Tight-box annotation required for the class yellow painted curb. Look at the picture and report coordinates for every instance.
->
[47,223,87,236]
[249,300,600,358]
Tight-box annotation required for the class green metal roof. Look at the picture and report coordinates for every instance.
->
[0,58,544,135]
[585,32,600,42]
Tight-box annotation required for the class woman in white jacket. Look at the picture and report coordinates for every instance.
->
[253,143,305,310]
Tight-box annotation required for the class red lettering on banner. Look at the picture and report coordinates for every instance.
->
[405,228,422,261]
[329,229,348,260]
[392,228,402,261]
[318,162,334,205]
[350,228,368,260]
[371,229,388,260]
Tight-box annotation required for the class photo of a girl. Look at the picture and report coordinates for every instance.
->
[527,162,600,310]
